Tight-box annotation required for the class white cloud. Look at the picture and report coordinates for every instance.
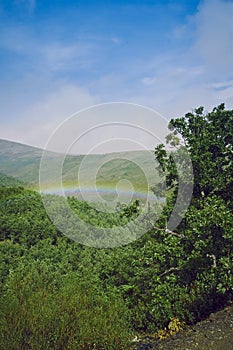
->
[193,0,233,80]
[128,0,233,117]
[1,0,233,153]
[0,24,93,73]
[207,79,233,92]
[141,76,157,85]
[40,43,93,71]
[0,84,97,149]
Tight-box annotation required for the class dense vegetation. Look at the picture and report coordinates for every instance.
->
[0,104,232,349]
[0,172,25,187]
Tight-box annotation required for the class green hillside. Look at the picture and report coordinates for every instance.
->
[0,139,158,197]
[0,172,26,187]
[0,139,61,185]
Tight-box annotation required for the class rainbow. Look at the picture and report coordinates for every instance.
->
[41,183,160,203]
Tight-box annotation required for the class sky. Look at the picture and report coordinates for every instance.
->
[0,0,233,153]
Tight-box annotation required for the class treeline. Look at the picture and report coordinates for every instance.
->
[0,172,26,187]
[0,104,232,349]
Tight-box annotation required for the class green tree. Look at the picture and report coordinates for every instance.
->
[153,104,233,319]
[161,104,233,204]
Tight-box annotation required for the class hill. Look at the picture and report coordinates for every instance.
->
[0,139,158,199]
[0,172,26,187]
[0,139,61,184]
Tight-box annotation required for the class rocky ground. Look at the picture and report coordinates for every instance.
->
[132,304,233,350]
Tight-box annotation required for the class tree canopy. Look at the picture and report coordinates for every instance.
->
[0,104,232,349]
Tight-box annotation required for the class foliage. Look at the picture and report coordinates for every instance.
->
[0,261,132,350]
[0,104,232,348]
[152,103,233,325]
[163,104,232,203]
[157,317,184,339]
[0,172,26,187]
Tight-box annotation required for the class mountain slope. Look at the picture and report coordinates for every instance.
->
[0,139,158,195]
[0,172,26,187]
[0,139,62,184]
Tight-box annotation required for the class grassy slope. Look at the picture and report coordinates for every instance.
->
[0,139,158,192]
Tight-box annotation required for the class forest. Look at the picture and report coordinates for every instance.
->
[0,104,232,349]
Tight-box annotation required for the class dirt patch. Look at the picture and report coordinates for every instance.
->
[133,305,233,350]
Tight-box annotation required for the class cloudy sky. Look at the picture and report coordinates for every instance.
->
[0,0,233,152]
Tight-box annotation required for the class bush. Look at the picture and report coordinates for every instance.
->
[0,261,133,350]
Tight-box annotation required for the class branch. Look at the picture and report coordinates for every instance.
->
[206,254,217,268]
[165,228,183,238]
[159,266,181,277]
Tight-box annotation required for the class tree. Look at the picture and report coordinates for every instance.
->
[159,104,233,205]
[153,104,233,310]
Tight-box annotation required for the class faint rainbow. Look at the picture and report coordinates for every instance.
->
[41,184,159,202]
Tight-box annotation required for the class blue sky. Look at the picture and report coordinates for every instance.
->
[0,0,233,151]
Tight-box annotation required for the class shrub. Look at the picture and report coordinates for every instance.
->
[0,261,133,350]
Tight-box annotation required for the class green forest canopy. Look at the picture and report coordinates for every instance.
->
[0,104,232,349]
